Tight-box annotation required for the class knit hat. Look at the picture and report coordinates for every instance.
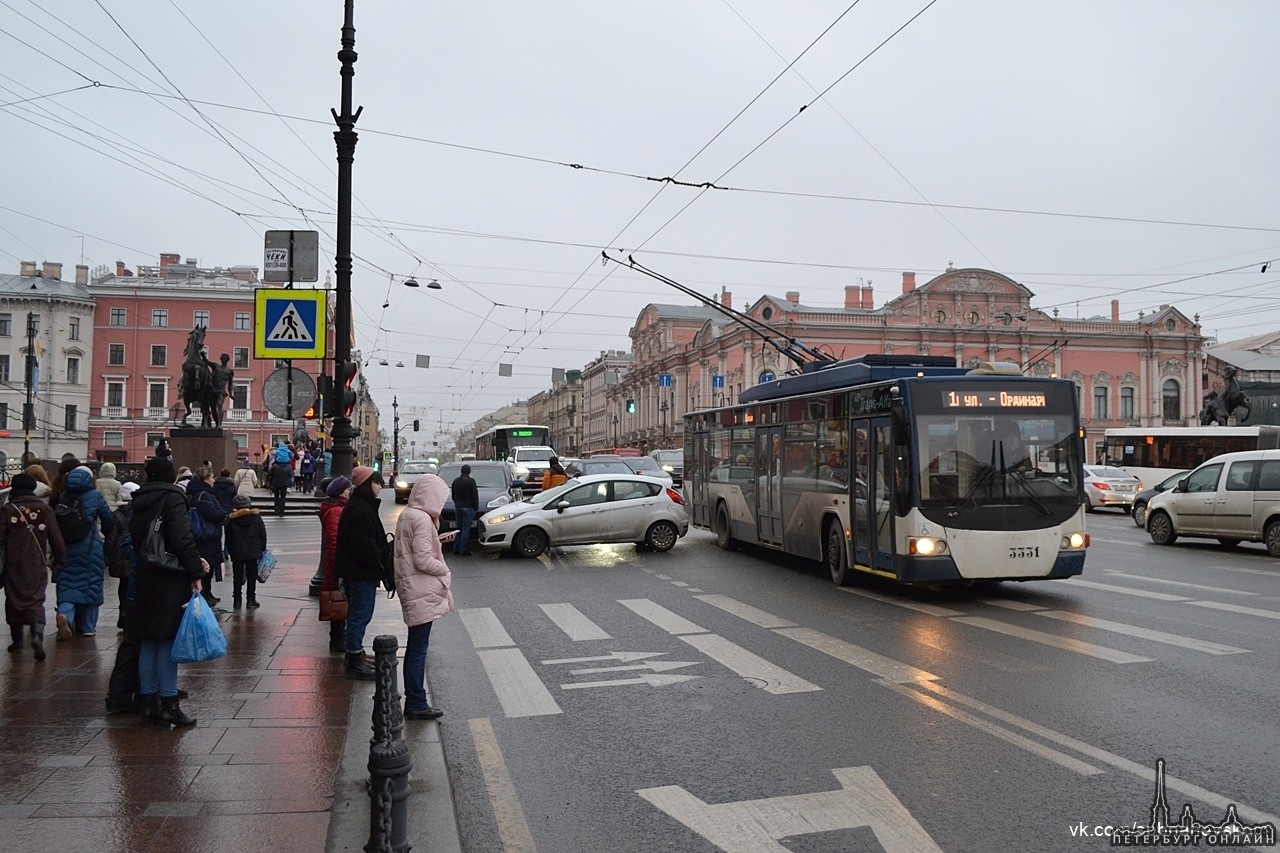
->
[326,475,351,497]
[118,482,140,503]
[10,472,37,493]
[351,466,375,489]
[232,493,252,508]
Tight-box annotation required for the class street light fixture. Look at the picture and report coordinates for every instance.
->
[612,414,619,447]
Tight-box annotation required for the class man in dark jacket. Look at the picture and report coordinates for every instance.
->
[186,467,228,606]
[449,464,480,556]
[269,458,293,517]
[225,494,267,608]
[335,466,386,679]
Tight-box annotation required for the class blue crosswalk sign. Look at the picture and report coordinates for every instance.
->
[254,288,326,359]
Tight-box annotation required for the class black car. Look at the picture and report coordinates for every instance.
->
[1131,470,1190,527]
[435,461,523,534]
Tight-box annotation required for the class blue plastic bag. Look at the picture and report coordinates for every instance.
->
[171,592,227,663]
[257,549,276,583]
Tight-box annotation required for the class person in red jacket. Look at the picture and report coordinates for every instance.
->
[317,475,349,652]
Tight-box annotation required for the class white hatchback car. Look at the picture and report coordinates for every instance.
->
[476,473,689,558]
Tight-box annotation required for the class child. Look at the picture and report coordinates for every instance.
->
[224,494,267,608]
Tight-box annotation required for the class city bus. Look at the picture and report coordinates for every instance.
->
[474,424,552,461]
[1102,425,1280,488]
[684,355,1089,586]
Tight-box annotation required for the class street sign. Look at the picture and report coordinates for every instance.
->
[263,230,320,282]
[658,373,672,387]
[254,288,327,359]
[262,368,316,420]
[711,375,724,389]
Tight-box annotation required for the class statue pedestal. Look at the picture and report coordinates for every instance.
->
[169,429,237,474]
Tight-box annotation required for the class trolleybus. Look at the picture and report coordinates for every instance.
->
[474,424,552,462]
[1103,425,1280,488]
[684,355,1089,586]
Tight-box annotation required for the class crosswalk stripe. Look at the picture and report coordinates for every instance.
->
[459,608,517,648]
[773,626,938,683]
[1186,600,1280,621]
[620,599,707,635]
[973,597,1046,611]
[694,594,798,629]
[1061,578,1189,601]
[1035,611,1249,655]
[540,603,611,641]
[679,634,821,694]
[476,648,563,717]
[951,616,1152,663]
[1103,571,1258,596]
[840,587,963,617]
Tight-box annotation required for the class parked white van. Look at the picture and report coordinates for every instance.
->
[1145,449,1280,556]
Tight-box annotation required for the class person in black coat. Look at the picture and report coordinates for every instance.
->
[268,459,293,517]
[224,494,267,608]
[128,457,207,727]
[335,466,387,680]
[186,467,228,606]
[213,468,237,513]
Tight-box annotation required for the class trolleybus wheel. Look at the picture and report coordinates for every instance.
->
[825,520,854,586]
[1147,511,1177,546]
[715,505,736,551]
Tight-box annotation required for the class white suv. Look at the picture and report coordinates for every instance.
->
[508,445,557,493]
[1145,449,1280,556]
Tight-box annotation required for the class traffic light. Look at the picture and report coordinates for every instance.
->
[625,399,636,414]
[309,375,332,419]
[335,361,358,418]
[413,419,420,432]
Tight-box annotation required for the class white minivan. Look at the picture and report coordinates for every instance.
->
[1145,449,1280,556]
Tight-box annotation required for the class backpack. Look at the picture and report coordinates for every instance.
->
[188,492,220,542]
[55,495,92,544]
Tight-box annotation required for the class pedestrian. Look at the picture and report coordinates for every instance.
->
[3,473,67,660]
[154,438,172,461]
[176,466,194,490]
[48,455,79,503]
[128,457,207,727]
[318,475,350,653]
[541,456,569,491]
[393,474,455,720]
[52,465,115,638]
[335,465,386,680]
[225,494,267,609]
[105,481,141,629]
[300,449,317,493]
[186,466,227,606]
[233,460,258,497]
[449,463,480,556]
[268,454,293,517]
[96,462,123,510]
[213,468,237,513]
[104,481,141,713]
[24,464,51,500]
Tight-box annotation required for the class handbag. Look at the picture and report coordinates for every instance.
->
[257,549,276,583]
[379,532,396,597]
[141,516,185,575]
[171,592,227,663]
[318,589,349,621]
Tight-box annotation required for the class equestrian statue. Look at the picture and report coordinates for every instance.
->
[1199,366,1251,426]
[178,326,234,429]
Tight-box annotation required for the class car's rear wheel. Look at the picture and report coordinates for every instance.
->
[1217,538,1241,548]
[1148,511,1177,546]
[1084,501,1095,513]
[1132,503,1147,527]
[715,504,736,551]
[1265,520,1280,557]
[825,520,854,586]
[512,527,548,558]
[645,521,679,552]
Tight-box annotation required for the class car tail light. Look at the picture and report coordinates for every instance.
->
[1092,482,1111,490]
[665,487,685,505]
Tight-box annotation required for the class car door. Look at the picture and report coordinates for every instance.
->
[549,480,611,545]
[602,479,661,541]
[1168,463,1223,535]
[1213,459,1257,540]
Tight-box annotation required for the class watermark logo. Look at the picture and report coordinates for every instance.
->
[1109,759,1275,847]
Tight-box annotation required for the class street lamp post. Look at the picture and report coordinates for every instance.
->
[612,414,619,449]
[659,400,669,446]
[392,395,400,478]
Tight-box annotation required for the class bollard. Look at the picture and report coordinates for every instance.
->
[366,635,412,853]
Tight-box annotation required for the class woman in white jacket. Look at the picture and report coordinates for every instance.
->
[393,473,455,720]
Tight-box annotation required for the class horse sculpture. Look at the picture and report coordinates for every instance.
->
[1199,366,1251,426]
[179,326,215,429]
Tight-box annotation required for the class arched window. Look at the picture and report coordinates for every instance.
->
[1162,379,1181,422]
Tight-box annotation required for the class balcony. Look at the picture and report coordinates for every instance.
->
[144,407,168,418]
[227,408,250,421]
[101,406,125,418]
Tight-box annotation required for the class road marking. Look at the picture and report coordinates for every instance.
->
[1061,578,1189,601]
[1201,563,1279,578]
[469,718,537,853]
[694,594,798,629]
[638,766,942,853]
[974,596,1046,611]
[542,652,666,665]
[459,608,517,648]
[620,599,708,634]
[539,603,611,641]
[773,626,938,683]
[840,587,964,617]
[951,616,1152,663]
[1035,611,1249,655]
[1103,571,1258,596]
[476,648,562,717]
[1186,600,1280,621]
[679,633,821,694]
[568,661,700,675]
[880,681,1102,777]
[562,673,701,690]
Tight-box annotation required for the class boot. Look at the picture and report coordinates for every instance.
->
[344,652,376,680]
[159,695,196,727]
[7,626,21,653]
[246,597,260,609]
[30,624,45,661]
[139,693,161,725]
[233,581,242,609]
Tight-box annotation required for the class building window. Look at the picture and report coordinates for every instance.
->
[234,312,251,331]
[934,309,947,324]
[64,404,78,432]
[147,432,164,448]
[152,309,168,328]
[66,356,80,385]
[148,383,166,409]
[967,309,981,325]
[69,317,80,340]
[232,385,248,410]
[233,433,249,449]
[270,433,289,448]
[1162,379,1181,422]
[151,345,167,367]
[194,310,210,328]
[108,344,125,365]
[1093,386,1108,420]
[0,354,8,383]
[234,347,249,369]
[106,382,124,408]
[110,307,126,326]
[104,431,124,447]
[0,313,11,336]
[1120,387,1135,420]
[1165,318,1176,331]
[0,402,7,428]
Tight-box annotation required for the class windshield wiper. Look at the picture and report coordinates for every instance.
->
[1005,467,1050,515]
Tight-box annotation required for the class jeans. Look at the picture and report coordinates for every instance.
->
[403,621,435,712]
[454,507,477,553]
[138,639,178,697]
[344,580,378,654]
[58,601,99,635]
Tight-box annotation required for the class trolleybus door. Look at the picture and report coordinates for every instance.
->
[756,427,783,544]
[689,435,710,528]
[852,419,896,573]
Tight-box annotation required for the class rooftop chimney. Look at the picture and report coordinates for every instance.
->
[75,264,89,286]
[844,285,860,309]
[860,285,874,310]
[720,288,732,310]
[902,271,916,293]
[41,262,62,281]
[159,253,180,268]
[20,260,37,277]
[116,261,126,276]
[786,291,800,304]
[1111,299,1120,322]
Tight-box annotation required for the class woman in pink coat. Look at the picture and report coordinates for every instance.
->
[393,473,455,721]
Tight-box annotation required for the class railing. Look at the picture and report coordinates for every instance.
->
[144,407,168,418]
[227,408,250,421]
[102,406,125,417]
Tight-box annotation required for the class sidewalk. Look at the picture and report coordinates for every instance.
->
[0,522,461,853]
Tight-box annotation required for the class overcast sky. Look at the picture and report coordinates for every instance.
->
[4,1,1278,444]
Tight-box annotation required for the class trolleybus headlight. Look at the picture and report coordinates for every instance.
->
[1060,532,1088,549]
[908,536,946,556]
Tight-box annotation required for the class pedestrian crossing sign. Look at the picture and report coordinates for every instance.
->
[254,288,327,359]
